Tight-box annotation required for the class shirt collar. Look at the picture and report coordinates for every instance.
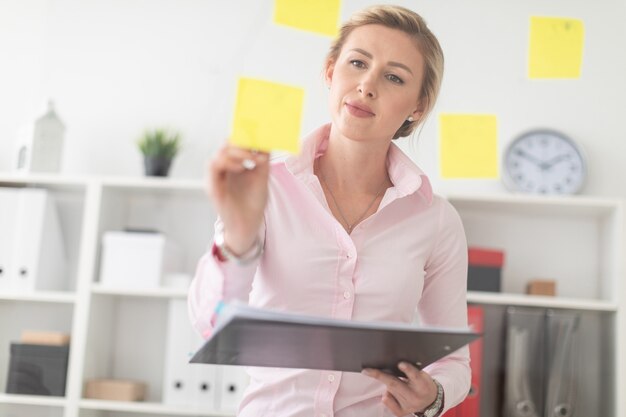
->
[285,123,433,205]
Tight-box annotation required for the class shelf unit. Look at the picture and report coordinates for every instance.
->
[447,192,625,417]
[0,175,624,417]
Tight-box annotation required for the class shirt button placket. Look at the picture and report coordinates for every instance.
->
[337,239,357,321]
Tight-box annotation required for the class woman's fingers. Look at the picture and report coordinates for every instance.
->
[362,363,438,415]
[211,146,260,173]
[222,146,269,170]
[361,368,414,400]
[381,391,404,416]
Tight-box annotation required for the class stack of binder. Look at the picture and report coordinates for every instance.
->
[163,300,248,412]
[0,187,66,293]
[503,307,580,417]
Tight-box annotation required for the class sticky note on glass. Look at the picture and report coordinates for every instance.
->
[231,78,304,154]
[529,16,585,79]
[273,0,341,37]
[439,114,498,179]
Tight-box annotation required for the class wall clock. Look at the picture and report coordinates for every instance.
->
[503,129,587,195]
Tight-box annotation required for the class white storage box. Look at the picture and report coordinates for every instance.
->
[99,231,182,289]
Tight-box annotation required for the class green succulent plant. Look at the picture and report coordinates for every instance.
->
[137,128,181,159]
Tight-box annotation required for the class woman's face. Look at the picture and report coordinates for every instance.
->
[326,24,425,143]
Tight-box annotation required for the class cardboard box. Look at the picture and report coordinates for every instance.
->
[526,279,556,296]
[84,379,146,402]
[21,330,70,346]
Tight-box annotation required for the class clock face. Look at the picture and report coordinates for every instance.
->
[503,130,586,194]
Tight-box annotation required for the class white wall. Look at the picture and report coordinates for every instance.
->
[1,0,625,197]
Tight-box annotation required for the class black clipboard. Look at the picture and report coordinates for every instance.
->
[190,303,481,376]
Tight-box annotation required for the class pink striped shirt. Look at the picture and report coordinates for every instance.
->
[188,124,470,417]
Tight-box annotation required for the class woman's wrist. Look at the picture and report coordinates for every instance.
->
[214,223,263,265]
[413,378,444,417]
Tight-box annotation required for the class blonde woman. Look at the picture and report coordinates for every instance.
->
[189,5,470,417]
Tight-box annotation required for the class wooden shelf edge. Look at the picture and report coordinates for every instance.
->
[0,291,76,304]
[90,284,188,299]
[79,399,233,416]
[445,192,623,208]
[0,393,67,407]
[467,291,618,311]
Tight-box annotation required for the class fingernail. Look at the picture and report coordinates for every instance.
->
[398,362,408,370]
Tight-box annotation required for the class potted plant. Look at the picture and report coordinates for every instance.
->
[137,128,181,177]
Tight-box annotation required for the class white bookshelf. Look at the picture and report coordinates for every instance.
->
[448,192,625,417]
[1,176,624,417]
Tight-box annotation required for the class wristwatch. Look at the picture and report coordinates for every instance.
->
[413,379,444,417]
[213,223,263,265]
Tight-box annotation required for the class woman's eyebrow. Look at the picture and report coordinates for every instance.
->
[350,48,414,75]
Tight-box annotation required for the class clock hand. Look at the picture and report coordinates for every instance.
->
[513,149,543,166]
[542,154,570,168]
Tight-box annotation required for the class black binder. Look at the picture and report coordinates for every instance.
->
[190,303,480,376]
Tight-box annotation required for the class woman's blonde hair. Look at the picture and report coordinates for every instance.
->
[326,5,444,139]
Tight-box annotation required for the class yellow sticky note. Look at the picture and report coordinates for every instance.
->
[439,114,499,179]
[231,78,304,154]
[529,16,585,79]
[274,0,341,37]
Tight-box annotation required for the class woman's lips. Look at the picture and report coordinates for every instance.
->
[345,102,375,118]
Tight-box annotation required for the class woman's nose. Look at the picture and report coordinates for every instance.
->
[357,77,377,98]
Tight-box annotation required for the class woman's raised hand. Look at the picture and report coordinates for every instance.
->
[207,144,270,255]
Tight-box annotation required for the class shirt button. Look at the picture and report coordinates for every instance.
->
[328,374,335,382]
[343,291,351,300]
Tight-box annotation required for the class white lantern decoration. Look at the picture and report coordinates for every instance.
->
[14,101,66,173]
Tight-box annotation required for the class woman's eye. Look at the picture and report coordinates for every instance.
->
[386,74,404,84]
[350,60,366,69]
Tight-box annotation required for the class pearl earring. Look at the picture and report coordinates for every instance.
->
[407,116,414,122]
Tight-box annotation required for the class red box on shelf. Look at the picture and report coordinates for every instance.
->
[467,247,504,292]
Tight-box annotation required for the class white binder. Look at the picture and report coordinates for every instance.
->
[544,311,579,417]
[11,188,66,292]
[216,365,249,413]
[163,299,217,409]
[0,187,66,293]
[0,188,19,291]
